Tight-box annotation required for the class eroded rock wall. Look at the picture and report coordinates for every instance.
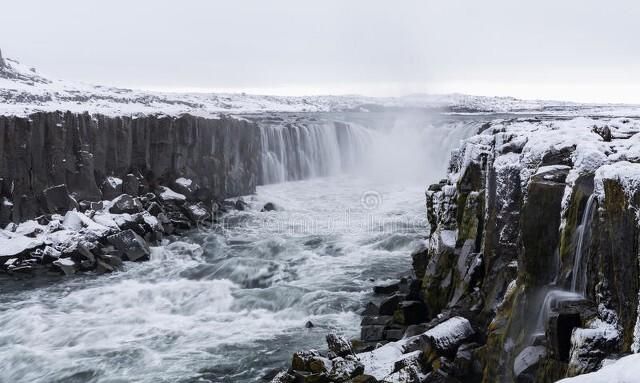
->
[417,118,640,382]
[0,112,260,224]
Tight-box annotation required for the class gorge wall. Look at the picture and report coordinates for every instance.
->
[417,117,640,382]
[0,112,260,225]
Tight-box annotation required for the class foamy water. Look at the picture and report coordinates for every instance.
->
[0,177,427,383]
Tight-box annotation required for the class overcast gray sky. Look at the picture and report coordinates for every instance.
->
[1,0,639,102]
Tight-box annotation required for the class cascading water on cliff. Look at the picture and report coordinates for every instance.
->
[571,194,597,295]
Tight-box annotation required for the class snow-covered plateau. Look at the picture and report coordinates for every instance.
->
[2,49,640,118]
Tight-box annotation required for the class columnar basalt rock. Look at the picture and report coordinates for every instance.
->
[0,112,260,225]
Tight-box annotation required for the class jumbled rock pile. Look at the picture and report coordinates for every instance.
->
[272,316,478,383]
[0,181,247,278]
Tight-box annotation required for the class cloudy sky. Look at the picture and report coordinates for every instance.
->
[1,0,639,102]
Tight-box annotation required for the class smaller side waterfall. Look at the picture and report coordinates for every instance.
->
[531,289,584,341]
[571,194,597,294]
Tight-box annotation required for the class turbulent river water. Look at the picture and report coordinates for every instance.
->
[0,113,486,383]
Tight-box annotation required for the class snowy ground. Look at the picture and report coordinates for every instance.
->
[2,51,640,118]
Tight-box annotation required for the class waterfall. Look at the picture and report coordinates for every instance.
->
[259,120,374,185]
[258,114,484,186]
[531,289,583,341]
[571,194,597,294]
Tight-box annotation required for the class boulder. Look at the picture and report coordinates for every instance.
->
[513,346,546,383]
[185,202,211,223]
[42,184,78,215]
[122,174,141,196]
[567,325,620,376]
[235,198,249,211]
[106,229,150,261]
[173,177,197,200]
[326,333,354,358]
[393,301,428,326]
[156,186,187,204]
[101,177,123,200]
[53,257,76,276]
[293,350,322,371]
[422,317,475,359]
[379,294,404,316]
[262,202,277,212]
[109,194,143,214]
[411,243,429,280]
[327,356,364,382]
[362,302,379,316]
[374,282,400,295]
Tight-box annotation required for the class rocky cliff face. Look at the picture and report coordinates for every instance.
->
[417,117,640,382]
[0,112,260,225]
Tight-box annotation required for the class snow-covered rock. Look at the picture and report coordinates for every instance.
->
[557,353,640,383]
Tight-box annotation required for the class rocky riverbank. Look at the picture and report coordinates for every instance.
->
[0,180,256,278]
[0,111,262,278]
[271,116,640,383]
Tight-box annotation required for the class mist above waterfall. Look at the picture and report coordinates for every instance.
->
[257,112,483,186]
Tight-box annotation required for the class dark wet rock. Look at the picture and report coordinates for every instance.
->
[235,198,249,211]
[393,301,428,326]
[123,174,142,196]
[374,282,400,295]
[592,124,612,142]
[361,325,386,342]
[262,202,277,212]
[326,333,354,358]
[42,184,78,215]
[361,316,393,326]
[146,202,164,216]
[101,177,123,200]
[384,327,405,341]
[411,243,429,280]
[362,302,379,316]
[106,229,150,261]
[306,321,315,328]
[513,346,546,383]
[109,194,143,214]
[379,294,404,316]
[541,145,575,167]
[428,183,443,192]
[292,350,322,371]
[349,374,378,383]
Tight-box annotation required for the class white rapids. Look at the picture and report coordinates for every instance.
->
[0,177,428,383]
